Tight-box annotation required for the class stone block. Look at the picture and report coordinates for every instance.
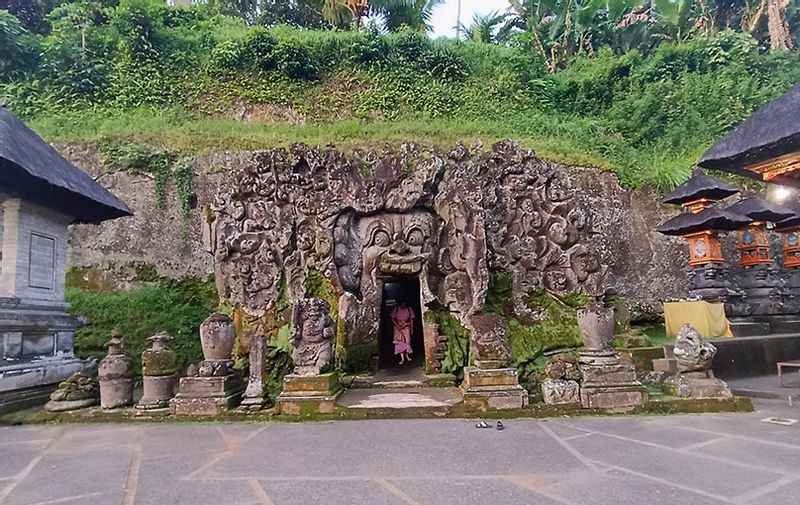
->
[662,374,732,399]
[277,392,340,416]
[170,374,245,416]
[541,379,580,405]
[461,367,520,388]
[282,372,339,394]
[580,363,638,386]
[460,366,529,411]
[580,385,648,410]
[653,358,678,374]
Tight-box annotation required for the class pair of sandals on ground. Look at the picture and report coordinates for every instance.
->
[475,420,504,430]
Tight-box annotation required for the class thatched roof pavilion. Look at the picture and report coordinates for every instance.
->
[698,83,800,186]
[0,107,132,223]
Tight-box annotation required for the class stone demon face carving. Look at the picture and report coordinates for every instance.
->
[334,210,437,296]
[361,212,433,278]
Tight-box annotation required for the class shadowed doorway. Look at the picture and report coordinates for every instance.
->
[379,277,424,371]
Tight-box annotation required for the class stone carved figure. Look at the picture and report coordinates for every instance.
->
[663,324,731,399]
[209,142,609,370]
[291,298,335,376]
[673,324,717,373]
[541,354,581,405]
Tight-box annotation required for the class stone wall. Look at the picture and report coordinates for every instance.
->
[61,143,687,318]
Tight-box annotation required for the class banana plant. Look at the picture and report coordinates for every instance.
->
[652,0,695,43]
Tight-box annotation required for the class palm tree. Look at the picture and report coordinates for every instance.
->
[371,0,445,32]
[458,10,511,43]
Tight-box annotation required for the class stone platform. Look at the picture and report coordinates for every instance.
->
[169,374,244,416]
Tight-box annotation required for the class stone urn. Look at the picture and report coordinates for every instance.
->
[136,331,179,410]
[200,313,236,361]
[577,301,615,352]
[98,330,134,409]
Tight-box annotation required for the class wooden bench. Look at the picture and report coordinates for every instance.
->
[777,360,800,387]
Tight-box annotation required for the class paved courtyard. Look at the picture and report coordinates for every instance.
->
[1,399,800,505]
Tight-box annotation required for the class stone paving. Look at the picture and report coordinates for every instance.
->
[1,399,800,505]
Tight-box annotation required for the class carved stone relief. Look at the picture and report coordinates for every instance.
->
[209,142,608,370]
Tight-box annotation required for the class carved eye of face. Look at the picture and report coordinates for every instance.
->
[373,230,390,247]
[407,228,424,247]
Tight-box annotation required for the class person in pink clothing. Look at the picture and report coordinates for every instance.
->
[390,301,415,365]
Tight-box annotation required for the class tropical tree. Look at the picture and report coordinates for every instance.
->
[458,10,512,43]
[370,0,444,32]
[0,9,40,77]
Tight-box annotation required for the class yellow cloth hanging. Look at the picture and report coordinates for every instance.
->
[664,300,733,338]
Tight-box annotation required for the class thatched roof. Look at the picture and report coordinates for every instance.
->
[724,197,794,223]
[0,108,131,223]
[663,171,739,205]
[698,83,800,173]
[657,208,751,236]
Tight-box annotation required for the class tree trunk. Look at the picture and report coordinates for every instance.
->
[767,0,795,51]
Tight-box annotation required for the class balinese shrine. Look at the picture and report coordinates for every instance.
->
[0,108,131,402]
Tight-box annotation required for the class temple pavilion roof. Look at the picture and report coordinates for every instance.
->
[724,197,794,224]
[657,208,751,236]
[774,200,800,231]
[697,83,800,183]
[0,107,132,224]
[662,170,739,205]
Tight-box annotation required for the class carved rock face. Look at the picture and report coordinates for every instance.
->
[208,142,609,369]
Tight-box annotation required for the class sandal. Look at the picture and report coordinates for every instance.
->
[475,420,491,429]
[496,421,505,431]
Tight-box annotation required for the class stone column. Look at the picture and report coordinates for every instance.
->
[98,331,134,409]
[239,334,268,411]
[577,301,647,411]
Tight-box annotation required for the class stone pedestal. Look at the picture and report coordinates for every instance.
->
[460,367,529,411]
[277,372,341,416]
[663,370,732,399]
[170,374,245,416]
[136,374,176,411]
[578,352,647,410]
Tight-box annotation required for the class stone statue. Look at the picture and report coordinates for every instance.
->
[98,330,134,409]
[673,324,717,373]
[663,324,731,399]
[291,298,335,376]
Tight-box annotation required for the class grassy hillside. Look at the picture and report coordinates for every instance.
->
[3,2,800,189]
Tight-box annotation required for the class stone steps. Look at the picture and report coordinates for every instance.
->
[336,387,462,417]
[349,373,457,389]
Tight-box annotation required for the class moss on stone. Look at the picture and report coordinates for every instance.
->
[425,305,470,377]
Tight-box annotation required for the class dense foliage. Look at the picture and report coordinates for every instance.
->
[1,1,799,189]
[66,276,218,381]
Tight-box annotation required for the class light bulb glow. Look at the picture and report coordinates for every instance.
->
[774,186,793,202]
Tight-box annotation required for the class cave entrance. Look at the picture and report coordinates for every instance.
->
[378,277,425,373]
